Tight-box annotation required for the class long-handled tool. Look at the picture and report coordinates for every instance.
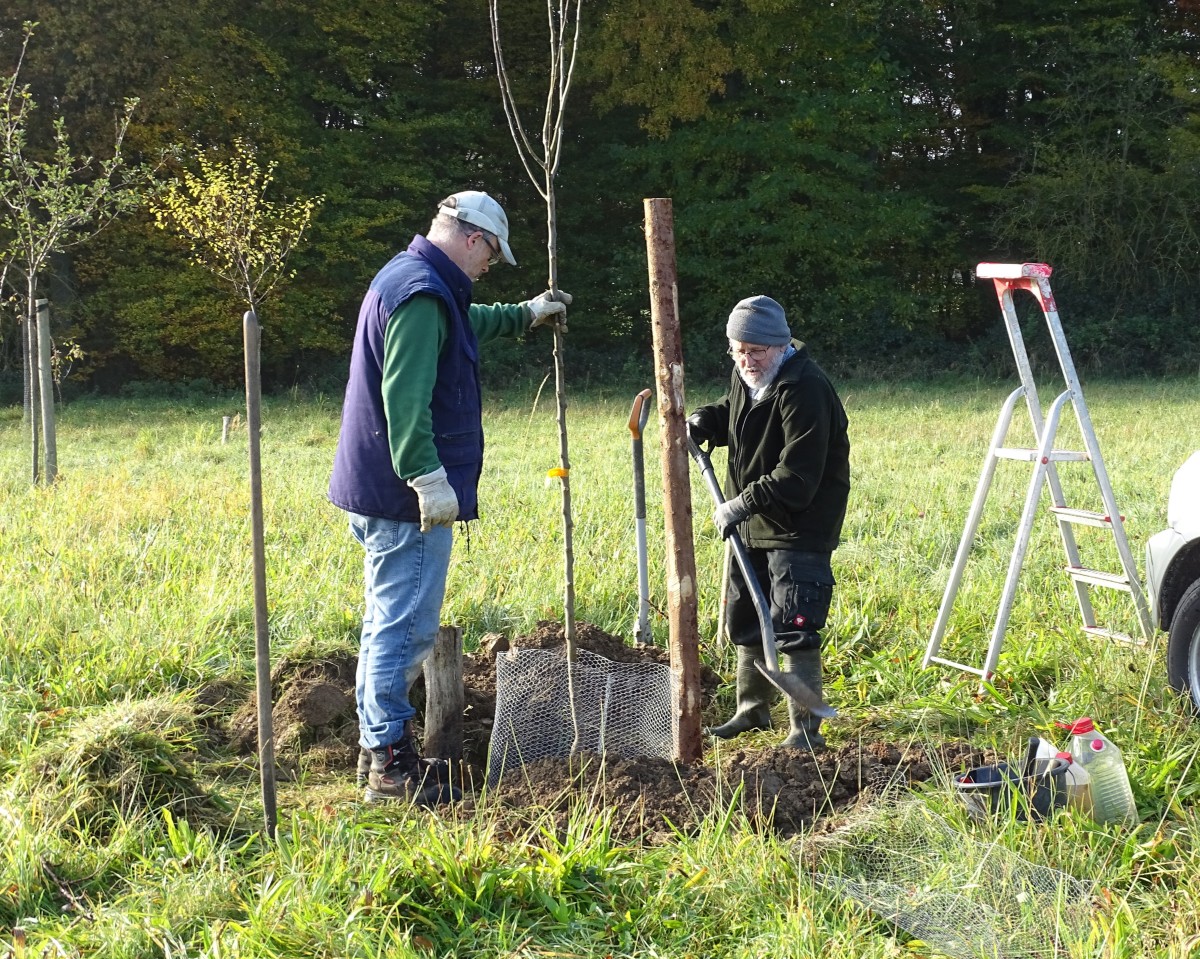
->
[687,437,837,718]
[628,389,654,645]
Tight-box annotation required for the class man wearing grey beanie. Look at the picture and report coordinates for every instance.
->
[686,295,850,750]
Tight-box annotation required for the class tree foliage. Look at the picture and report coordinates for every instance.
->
[151,139,323,316]
[1,0,1198,392]
[0,23,147,295]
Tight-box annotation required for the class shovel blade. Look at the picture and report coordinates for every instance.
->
[756,661,838,719]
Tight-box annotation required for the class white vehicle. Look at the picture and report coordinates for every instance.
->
[1146,452,1200,709]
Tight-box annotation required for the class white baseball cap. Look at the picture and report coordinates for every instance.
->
[437,191,517,266]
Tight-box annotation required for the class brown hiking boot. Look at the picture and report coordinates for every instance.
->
[364,725,462,807]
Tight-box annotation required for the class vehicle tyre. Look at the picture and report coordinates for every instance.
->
[1166,578,1200,712]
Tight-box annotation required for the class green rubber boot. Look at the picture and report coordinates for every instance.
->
[709,645,775,739]
[780,649,827,750]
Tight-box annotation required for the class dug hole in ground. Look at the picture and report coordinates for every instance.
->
[219,620,992,843]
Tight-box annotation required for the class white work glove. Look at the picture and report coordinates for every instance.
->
[524,289,573,332]
[407,466,459,532]
[713,494,752,540]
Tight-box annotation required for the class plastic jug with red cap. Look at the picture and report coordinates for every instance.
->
[1057,717,1137,825]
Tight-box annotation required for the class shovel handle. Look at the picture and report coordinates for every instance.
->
[627,388,652,439]
[629,389,652,521]
[686,437,779,663]
[630,390,653,644]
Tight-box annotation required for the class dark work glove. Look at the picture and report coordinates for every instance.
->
[686,412,715,453]
[713,494,752,539]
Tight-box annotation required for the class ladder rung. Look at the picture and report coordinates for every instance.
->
[1051,507,1122,527]
[927,655,990,678]
[1066,566,1131,590]
[1082,626,1140,645]
[994,447,1089,462]
[975,262,1052,280]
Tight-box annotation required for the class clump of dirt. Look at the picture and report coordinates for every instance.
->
[477,739,992,843]
[219,621,989,842]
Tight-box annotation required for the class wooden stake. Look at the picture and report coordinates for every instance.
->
[643,198,702,764]
[244,310,277,841]
[423,625,464,760]
[35,299,56,483]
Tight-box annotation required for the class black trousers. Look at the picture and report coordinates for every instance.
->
[727,548,835,653]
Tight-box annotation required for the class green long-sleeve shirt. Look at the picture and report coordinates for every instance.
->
[382,294,529,480]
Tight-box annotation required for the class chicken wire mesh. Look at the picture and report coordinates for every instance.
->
[487,647,673,786]
[807,798,1097,959]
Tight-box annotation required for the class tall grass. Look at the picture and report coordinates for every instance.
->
[2,376,1199,956]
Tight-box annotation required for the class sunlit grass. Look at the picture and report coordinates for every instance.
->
[2,376,1199,956]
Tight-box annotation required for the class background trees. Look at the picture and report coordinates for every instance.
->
[1,0,1197,396]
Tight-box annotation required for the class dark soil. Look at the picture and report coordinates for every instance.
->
[221,621,991,842]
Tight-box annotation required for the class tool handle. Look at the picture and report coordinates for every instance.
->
[629,389,652,521]
[627,388,652,439]
[687,437,778,661]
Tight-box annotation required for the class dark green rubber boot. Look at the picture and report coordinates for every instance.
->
[708,645,775,739]
[780,649,827,750]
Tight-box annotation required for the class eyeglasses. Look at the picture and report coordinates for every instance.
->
[478,232,502,266]
[727,346,773,361]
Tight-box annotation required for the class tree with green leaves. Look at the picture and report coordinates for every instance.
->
[151,138,322,318]
[150,135,321,840]
[0,20,150,483]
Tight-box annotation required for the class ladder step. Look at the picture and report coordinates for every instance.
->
[976,262,1052,280]
[994,447,1090,462]
[927,655,990,679]
[1065,566,1131,590]
[1082,626,1140,645]
[1050,507,1122,527]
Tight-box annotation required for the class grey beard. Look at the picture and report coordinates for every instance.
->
[736,349,788,392]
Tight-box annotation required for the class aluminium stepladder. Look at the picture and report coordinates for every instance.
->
[922,262,1154,692]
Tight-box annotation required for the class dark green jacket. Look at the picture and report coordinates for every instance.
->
[693,341,850,551]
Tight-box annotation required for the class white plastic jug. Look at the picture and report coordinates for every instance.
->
[1054,750,1093,816]
[1060,717,1136,825]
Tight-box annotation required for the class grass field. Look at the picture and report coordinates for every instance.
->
[2,373,1199,957]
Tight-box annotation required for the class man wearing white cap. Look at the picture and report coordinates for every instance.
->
[686,295,850,751]
[329,190,571,804]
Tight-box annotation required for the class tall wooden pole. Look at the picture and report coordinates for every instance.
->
[643,198,702,763]
[36,299,57,483]
[25,279,39,485]
[244,310,277,840]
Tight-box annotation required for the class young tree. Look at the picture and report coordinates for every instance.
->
[151,138,322,318]
[0,21,149,483]
[151,138,321,841]
[491,0,582,655]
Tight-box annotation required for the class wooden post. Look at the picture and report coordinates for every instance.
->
[36,299,57,483]
[26,310,39,485]
[244,310,276,841]
[423,625,464,760]
[643,197,702,764]
[222,415,232,444]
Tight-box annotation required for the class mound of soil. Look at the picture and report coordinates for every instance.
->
[222,622,990,842]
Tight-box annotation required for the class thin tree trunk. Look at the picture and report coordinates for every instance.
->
[545,181,576,657]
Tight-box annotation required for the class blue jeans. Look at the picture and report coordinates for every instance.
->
[348,512,453,750]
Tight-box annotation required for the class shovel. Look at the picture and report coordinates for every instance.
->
[687,437,837,719]
[628,389,654,645]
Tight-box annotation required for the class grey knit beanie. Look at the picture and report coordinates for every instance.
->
[725,295,791,346]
